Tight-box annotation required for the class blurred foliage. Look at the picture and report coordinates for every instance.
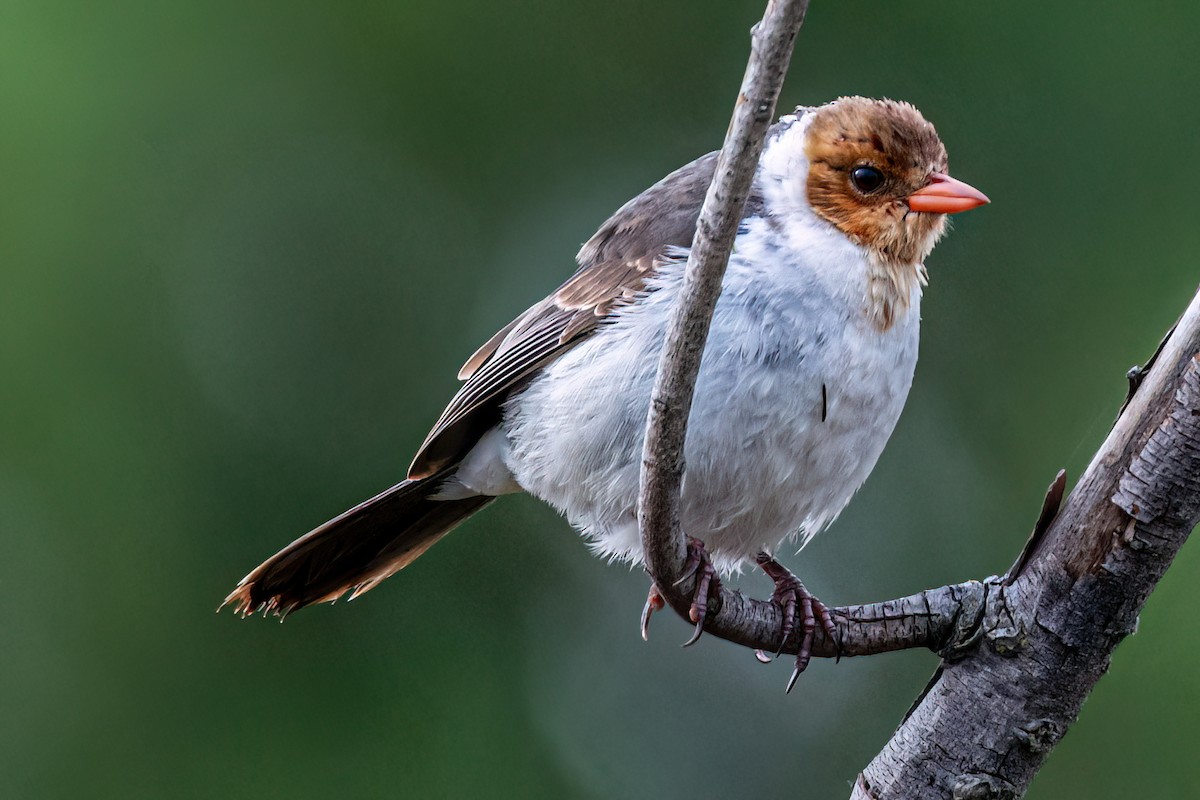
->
[1,1,1197,797]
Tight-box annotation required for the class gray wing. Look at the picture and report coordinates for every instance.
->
[406,151,720,480]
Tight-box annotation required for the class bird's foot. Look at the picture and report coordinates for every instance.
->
[676,536,721,646]
[640,537,722,646]
[755,552,838,693]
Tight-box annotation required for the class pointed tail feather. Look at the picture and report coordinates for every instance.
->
[222,473,494,617]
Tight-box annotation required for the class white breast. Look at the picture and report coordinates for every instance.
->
[501,218,921,573]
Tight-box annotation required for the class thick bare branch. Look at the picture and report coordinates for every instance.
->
[851,289,1200,799]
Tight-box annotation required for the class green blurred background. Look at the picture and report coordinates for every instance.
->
[2,1,1197,797]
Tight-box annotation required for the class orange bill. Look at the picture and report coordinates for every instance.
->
[907,173,989,214]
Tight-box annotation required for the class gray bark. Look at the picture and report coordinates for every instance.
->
[852,292,1200,799]
[635,1,1200,796]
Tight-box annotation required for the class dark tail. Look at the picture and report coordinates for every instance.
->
[222,471,494,618]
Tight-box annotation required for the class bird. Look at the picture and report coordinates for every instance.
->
[223,96,988,685]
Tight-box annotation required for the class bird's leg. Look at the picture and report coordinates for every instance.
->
[640,537,722,646]
[755,552,838,693]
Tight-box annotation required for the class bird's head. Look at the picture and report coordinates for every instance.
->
[800,96,988,268]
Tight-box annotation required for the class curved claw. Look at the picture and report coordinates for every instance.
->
[775,589,798,656]
[786,664,803,694]
[637,539,724,648]
[682,539,720,646]
[794,593,816,678]
[650,537,722,647]
[641,585,665,641]
[755,552,837,692]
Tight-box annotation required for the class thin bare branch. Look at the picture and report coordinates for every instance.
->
[636,0,811,643]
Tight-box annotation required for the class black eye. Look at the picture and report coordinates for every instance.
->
[850,165,885,194]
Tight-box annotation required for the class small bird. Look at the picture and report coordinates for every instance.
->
[224,97,987,683]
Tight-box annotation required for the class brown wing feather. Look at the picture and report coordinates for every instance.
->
[575,151,718,265]
[407,150,724,480]
[458,318,520,380]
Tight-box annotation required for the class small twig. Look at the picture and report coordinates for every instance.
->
[1003,469,1068,585]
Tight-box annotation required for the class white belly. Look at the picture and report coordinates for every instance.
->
[499,246,921,573]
